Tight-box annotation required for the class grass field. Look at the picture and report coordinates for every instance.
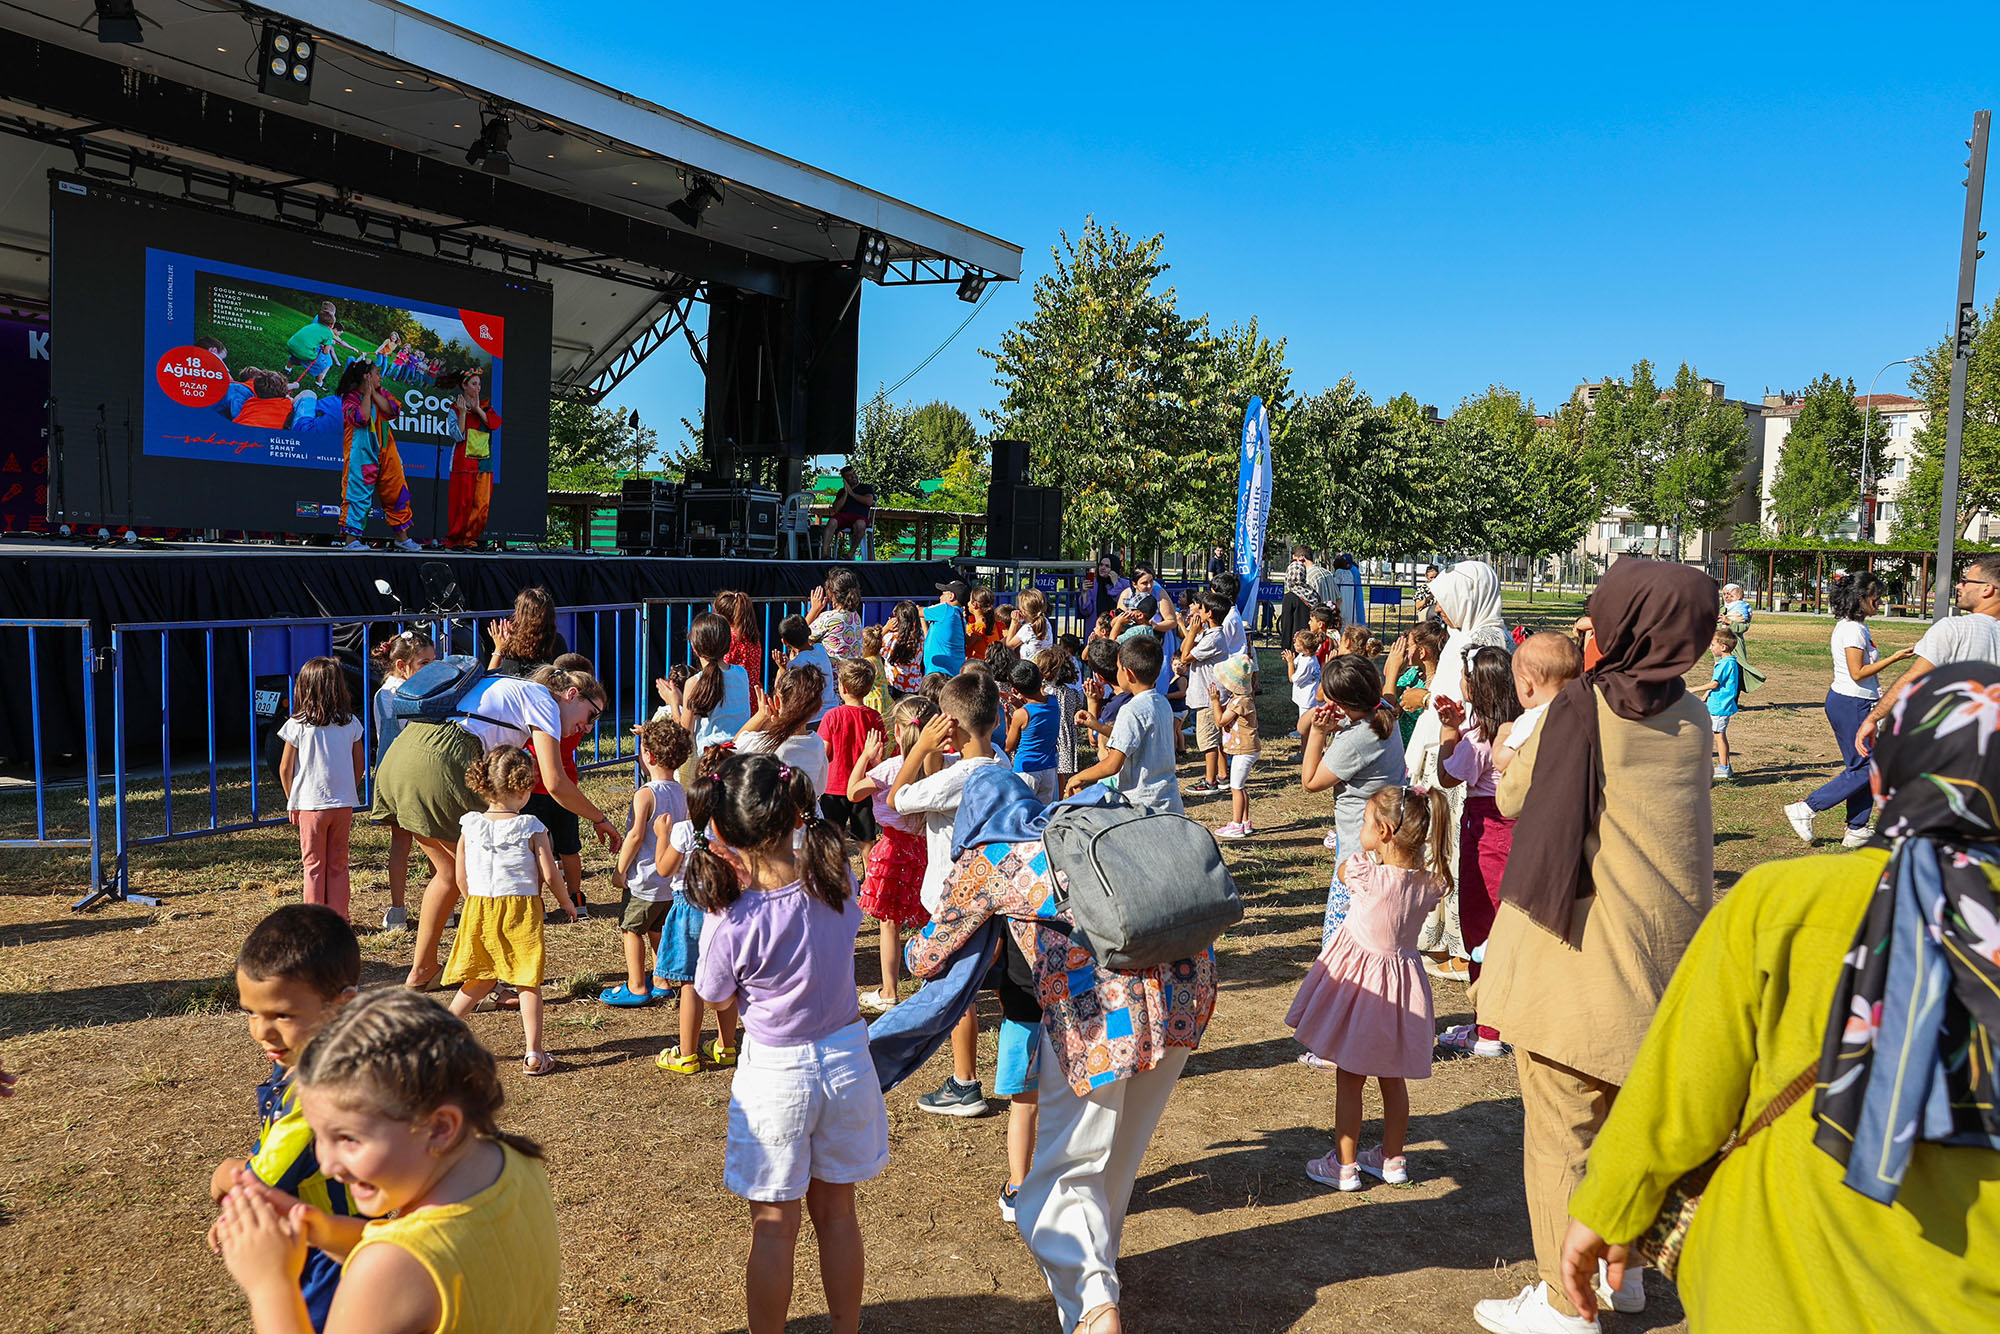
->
[0,599,1920,1332]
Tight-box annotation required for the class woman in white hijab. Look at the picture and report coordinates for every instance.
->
[1406,560,1511,975]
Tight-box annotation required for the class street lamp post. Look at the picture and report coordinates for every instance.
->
[1860,356,1921,540]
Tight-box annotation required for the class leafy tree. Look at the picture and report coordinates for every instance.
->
[1892,295,2000,545]
[852,396,978,502]
[1453,383,1538,452]
[1491,426,1595,585]
[1272,377,1378,557]
[1646,362,1749,557]
[1580,361,1663,514]
[1769,373,1885,537]
[985,219,1281,556]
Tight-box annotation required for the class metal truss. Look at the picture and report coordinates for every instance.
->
[0,113,695,297]
[877,254,1006,288]
[560,283,705,403]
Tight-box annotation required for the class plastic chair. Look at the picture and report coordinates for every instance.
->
[778,492,815,560]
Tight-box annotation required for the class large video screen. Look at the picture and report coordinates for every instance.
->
[49,175,553,539]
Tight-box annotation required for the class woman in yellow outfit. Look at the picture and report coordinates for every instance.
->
[1559,664,2000,1331]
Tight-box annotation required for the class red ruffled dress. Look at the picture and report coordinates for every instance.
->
[857,756,928,928]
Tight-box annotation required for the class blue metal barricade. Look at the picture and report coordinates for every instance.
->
[0,620,109,909]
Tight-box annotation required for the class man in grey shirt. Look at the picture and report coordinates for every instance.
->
[1857,552,2000,753]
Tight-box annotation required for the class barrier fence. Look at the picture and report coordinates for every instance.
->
[3,575,1258,909]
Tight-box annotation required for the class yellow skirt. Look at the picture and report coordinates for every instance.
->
[443,895,546,988]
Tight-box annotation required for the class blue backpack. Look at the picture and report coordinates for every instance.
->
[391,655,508,727]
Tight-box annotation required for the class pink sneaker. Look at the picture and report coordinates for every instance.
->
[1306,1153,1363,1192]
[1215,821,1248,840]
[1321,829,1339,850]
[1355,1145,1409,1184]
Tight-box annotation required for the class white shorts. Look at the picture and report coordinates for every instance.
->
[1021,768,1060,804]
[1228,753,1256,790]
[724,1019,889,1202]
[1710,714,1732,735]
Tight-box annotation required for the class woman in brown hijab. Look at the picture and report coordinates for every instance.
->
[1469,558,1717,1334]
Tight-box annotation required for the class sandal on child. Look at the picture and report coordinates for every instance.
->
[495,984,522,1011]
[656,1046,702,1075]
[523,1051,557,1077]
[703,1038,739,1068]
[598,983,654,1008]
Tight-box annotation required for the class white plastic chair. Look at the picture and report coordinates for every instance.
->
[778,492,815,560]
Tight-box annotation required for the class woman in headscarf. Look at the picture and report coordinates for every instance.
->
[1555,662,2000,1332]
[1079,554,1130,626]
[1406,559,1511,974]
[1467,557,1716,1334]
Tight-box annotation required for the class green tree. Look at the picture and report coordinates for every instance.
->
[1769,373,1884,537]
[1453,383,1538,452]
[1491,425,1595,588]
[852,396,978,502]
[1892,295,2000,545]
[1580,361,1664,513]
[1646,363,1749,557]
[985,219,1272,556]
[543,400,664,544]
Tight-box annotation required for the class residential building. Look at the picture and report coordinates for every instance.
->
[1755,392,1948,543]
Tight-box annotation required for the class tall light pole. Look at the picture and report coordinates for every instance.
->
[1859,356,1920,540]
[1933,111,1991,621]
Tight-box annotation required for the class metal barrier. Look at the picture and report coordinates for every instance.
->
[0,620,108,909]
[16,585,1110,909]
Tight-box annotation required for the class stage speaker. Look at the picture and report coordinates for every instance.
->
[684,486,780,555]
[991,439,1030,491]
[987,484,1063,561]
[616,503,681,555]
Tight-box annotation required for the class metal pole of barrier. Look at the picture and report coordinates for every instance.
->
[84,625,103,903]
[27,626,45,841]
[113,627,128,899]
[245,627,261,824]
[160,632,173,839]
[205,628,219,832]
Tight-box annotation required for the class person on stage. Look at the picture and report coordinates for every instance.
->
[822,464,877,559]
[335,360,421,552]
[447,367,501,549]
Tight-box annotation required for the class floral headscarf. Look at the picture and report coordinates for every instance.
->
[1812,663,2000,1204]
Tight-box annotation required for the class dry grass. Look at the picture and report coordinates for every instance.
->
[0,601,1919,1331]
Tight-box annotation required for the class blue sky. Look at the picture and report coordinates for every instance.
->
[424,2,2000,442]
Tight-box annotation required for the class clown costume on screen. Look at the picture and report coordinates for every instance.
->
[446,367,501,548]
[335,360,415,544]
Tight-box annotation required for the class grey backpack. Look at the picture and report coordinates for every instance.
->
[1041,796,1243,971]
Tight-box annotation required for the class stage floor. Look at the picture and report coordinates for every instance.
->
[0,535,954,624]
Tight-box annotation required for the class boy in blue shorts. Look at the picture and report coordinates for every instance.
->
[207,905,361,1331]
[994,933,1043,1223]
[1693,626,1744,780]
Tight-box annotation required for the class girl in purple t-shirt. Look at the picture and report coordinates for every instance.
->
[687,751,888,1334]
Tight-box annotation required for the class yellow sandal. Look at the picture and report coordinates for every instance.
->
[655,1045,701,1075]
[703,1038,739,1069]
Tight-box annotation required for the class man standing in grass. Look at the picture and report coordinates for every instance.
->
[1855,552,2000,754]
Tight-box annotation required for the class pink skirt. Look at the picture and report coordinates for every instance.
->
[1285,936,1435,1080]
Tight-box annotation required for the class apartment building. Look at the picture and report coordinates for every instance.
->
[1755,392,1942,543]
[1574,378,1771,564]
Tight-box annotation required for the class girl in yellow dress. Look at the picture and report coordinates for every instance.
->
[214,988,561,1333]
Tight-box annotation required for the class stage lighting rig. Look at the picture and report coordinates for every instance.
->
[667,179,723,229]
[258,22,316,104]
[94,0,142,44]
[854,229,889,281]
[465,114,513,175]
[956,272,989,303]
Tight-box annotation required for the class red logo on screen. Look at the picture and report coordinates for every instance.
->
[156,346,232,406]
[459,311,504,359]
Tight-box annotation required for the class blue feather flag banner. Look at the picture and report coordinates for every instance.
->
[1233,398,1272,622]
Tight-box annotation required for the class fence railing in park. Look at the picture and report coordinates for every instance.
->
[3,584,1118,909]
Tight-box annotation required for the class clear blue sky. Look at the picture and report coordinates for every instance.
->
[425,2,2000,442]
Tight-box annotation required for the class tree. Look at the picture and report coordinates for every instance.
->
[1769,373,1885,537]
[985,219,1279,556]
[851,396,977,502]
[1490,426,1595,588]
[1892,295,2000,545]
[1647,362,1749,557]
[1453,383,1538,453]
[543,400,664,544]
[1580,361,1663,514]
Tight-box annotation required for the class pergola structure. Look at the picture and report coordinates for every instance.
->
[1718,547,1955,617]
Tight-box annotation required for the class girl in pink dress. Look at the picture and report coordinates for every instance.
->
[1286,785,1452,1192]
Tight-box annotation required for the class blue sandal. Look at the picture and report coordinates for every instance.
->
[598,983,654,1008]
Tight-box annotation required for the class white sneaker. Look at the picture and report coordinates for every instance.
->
[394,538,424,552]
[1322,829,1339,850]
[858,990,897,1015]
[1215,821,1248,840]
[1473,1282,1601,1334]
[1594,1260,1646,1314]
[1355,1145,1408,1184]
[1782,801,1816,843]
[1304,1152,1363,1192]
[1841,826,1873,849]
[380,905,409,931]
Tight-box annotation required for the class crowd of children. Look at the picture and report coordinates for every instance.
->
[217,560,1778,1333]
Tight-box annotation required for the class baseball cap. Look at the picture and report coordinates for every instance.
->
[935,580,970,600]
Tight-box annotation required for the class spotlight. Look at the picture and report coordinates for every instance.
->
[257,21,314,103]
[464,114,513,176]
[854,229,889,281]
[94,0,142,44]
[666,179,723,230]
[956,272,990,303]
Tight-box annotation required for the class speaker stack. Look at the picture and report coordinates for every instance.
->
[616,478,682,555]
[985,439,1064,561]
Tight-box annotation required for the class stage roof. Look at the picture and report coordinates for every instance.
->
[0,0,1021,398]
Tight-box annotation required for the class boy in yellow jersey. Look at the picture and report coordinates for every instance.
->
[207,905,360,1331]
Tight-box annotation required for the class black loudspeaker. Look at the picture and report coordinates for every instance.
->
[988,484,1063,560]
[617,503,681,554]
[991,438,1030,490]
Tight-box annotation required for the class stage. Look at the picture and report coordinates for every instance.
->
[0,537,955,625]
